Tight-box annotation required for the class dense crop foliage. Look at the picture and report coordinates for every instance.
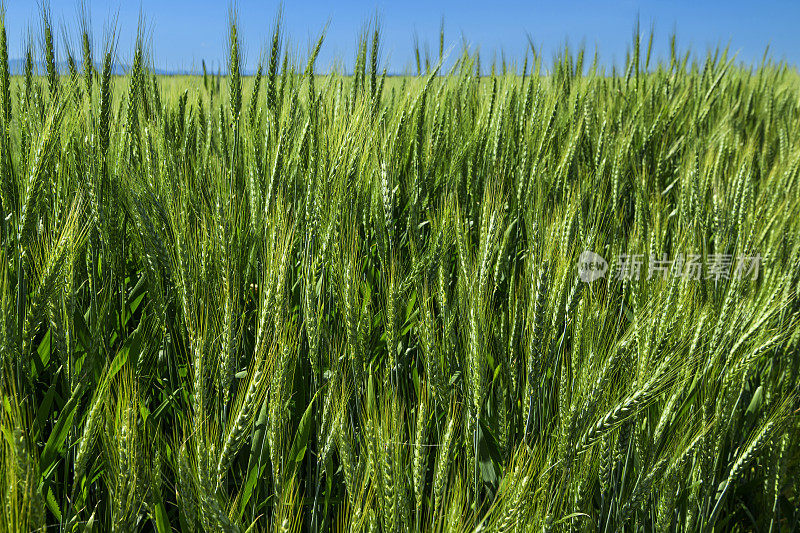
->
[1,8,800,532]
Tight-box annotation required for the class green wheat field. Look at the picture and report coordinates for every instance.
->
[1,7,799,533]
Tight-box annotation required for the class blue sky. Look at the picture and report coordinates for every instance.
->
[4,1,799,74]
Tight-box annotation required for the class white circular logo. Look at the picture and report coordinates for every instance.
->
[578,251,608,282]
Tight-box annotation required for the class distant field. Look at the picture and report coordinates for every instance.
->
[11,74,417,104]
[2,10,800,533]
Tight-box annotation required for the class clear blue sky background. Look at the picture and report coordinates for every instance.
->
[3,1,799,74]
